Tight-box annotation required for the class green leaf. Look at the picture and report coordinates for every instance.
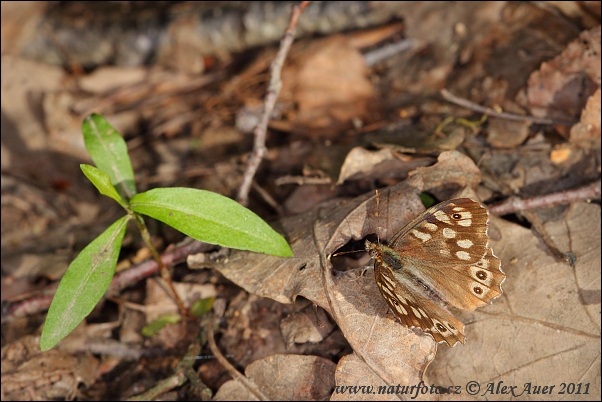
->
[80,164,127,208]
[141,314,182,337]
[130,188,293,257]
[419,192,436,208]
[190,296,215,317]
[40,215,130,351]
[82,113,136,201]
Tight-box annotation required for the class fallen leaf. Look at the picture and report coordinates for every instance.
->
[427,203,601,400]
[523,26,600,124]
[213,354,336,401]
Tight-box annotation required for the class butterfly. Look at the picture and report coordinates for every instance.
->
[365,198,505,346]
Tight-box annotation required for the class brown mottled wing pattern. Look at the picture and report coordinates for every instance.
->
[373,254,465,346]
[366,198,505,346]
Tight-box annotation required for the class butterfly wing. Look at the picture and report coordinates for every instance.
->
[374,259,465,346]
[390,198,490,265]
[390,198,505,311]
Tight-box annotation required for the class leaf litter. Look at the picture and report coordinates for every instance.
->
[1,2,600,400]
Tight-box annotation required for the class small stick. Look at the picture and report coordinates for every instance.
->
[440,89,577,126]
[128,341,212,401]
[237,1,310,205]
[252,181,285,217]
[522,209,576,265]
[274,175,332,186]
[488,181,601,216]
[207,317,268,400]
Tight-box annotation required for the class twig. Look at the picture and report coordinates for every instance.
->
[207,316,268,400]
[5,240,212,319]
[363,38,418,67]
[237,1,310,205]
[440,89,577,126]
[274,175,333,186]
[522,209,577,266]
[251,181,285,217]
[488,181,601,216]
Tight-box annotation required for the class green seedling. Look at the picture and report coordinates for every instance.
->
[40,114,292,351]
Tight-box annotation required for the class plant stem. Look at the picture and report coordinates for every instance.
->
[132,213,188,316]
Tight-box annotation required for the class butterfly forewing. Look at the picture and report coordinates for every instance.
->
[391,198,503,310]
[390,199,490,265]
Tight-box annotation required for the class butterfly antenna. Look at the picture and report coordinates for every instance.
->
[375,189,382,244]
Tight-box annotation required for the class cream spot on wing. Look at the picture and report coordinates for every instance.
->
[440,248,452,258]
[457,239,473,249]
[381,275,395,287]
[396,303,408,315]
[456,251,471,260]
[381,286,396,298]
[442,228,456,238]
[411,306,422,318]
[431,319,448,334]
[457,219,472,227]
[424,222,438,232]
[446,321,459,334]
[434,210,451,223]
[411,229,432,242]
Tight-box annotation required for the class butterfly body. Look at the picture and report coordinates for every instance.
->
[366,198,505,347]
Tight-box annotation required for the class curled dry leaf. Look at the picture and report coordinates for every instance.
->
[336,147,434,185]
[522,25,600,123]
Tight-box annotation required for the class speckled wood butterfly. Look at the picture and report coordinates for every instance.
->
[365,198,505,346]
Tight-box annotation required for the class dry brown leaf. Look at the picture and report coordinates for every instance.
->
[336,147,434,185]
[213,354,336,401]
[570,87,601,149]
[523,26,601,123]
[427,203,601,400]
[331,353,407,401]
[283,184,338,215]
[486,118,532,149]
[280,306,335,347]
[281,35,375,137]
[1,335,98,400]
